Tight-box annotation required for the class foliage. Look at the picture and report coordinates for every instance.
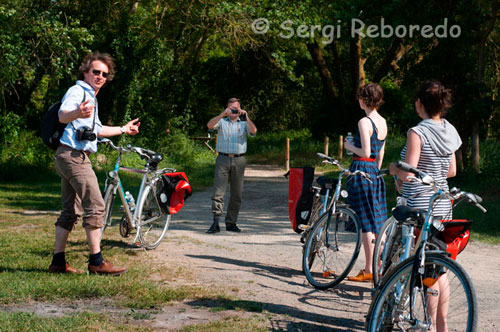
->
[0,0,498,173]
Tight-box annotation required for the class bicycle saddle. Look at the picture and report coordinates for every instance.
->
[316,176,337,189]
[392,205,426,225]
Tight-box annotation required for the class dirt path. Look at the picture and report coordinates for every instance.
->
[149,164,500,331]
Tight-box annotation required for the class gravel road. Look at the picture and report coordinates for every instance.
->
[150,164,500,331]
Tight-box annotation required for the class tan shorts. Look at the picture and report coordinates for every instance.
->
[53,145,105,231]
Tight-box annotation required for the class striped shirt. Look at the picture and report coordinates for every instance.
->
[401,129,453,218]
[214,117,255,155]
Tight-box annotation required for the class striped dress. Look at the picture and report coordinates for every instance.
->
[401,130,453,218]
[346,118,387,234]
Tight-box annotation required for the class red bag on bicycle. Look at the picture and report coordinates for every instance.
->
[438,219,472,260]
[419,219,472,260]
[158,172,192,214]
[286,167,315,233]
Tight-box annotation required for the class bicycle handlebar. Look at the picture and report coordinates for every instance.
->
[395,160,487,213]
[396,161,423,177]
[98,138,162,163]
[316,152,372,182]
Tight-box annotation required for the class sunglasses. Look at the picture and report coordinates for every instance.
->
[91,69,109,78]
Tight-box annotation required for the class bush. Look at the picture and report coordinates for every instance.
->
[0,131,54,181]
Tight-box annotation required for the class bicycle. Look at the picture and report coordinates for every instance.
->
[301,152,373,290]
[365,161,486,332]
[372,173,480,288]
[99,138,176,250]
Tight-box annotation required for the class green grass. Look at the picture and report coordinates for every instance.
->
[0,208,212,307]
[179,315,269,332]
[0,311,155,332]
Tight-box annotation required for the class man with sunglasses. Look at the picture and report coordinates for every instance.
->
[50,51,140,276]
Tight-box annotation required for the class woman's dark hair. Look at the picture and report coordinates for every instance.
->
[77,51,116,81]
[417,81,452,117]
[359,83,384,109]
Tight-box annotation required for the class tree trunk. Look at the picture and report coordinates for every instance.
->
[328,39,347,121]
[306,41,337,104]
[455,147,464,173]
[350,34,365,99]
[472,121,480,172]
[129,1,139,14]
[471,2,498,172]
[373,38,403,83]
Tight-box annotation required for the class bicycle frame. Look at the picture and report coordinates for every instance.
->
[104,154,151,244]
[100,138,175,246]
[377,162,486,329]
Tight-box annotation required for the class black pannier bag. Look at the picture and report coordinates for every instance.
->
[286,167,315,233]
[157,172,192,214]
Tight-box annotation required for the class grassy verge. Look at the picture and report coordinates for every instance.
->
[179,315,269,332]
[0,311,154,332]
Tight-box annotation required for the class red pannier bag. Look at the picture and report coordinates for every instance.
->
[158,172,192,214]
[286,167,314,233]
[437,219,472,260]
[416,219,472,260]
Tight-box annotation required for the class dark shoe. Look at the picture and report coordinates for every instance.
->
[226,223,241,232]
[88,260,127,276]
[206,222,220,234]
[49,262,84,274]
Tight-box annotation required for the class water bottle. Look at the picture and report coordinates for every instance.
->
[346,132,353,155]
[125,191,135,212]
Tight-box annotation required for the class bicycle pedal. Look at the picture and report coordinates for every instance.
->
[426,288,439,297]
[322,270,335,278]
[298,224,309,231]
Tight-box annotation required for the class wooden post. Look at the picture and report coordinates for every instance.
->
[285,138,290,171]
[338,135,343,160]
[215,133,218,155]
[324,136,329,156]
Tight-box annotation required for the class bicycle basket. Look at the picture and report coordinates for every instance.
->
[157,172,192,214]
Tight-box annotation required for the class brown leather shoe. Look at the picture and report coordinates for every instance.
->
[347,269,373,282]
[49,263,84,274]
[88,260,127,276]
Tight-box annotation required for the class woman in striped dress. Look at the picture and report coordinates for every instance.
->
[344,83,388,282]
[389,81,462,332]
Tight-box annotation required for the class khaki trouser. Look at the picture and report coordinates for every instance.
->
[54,145,105,231]
[211,154,246,224]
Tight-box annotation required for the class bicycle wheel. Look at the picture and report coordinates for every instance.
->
[136,179,171,250]
[372,217,403,287]
[101,184,117,239]
[302,206,362,289]
[366,253,477,332]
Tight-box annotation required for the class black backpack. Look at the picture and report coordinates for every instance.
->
[41,86,85,150]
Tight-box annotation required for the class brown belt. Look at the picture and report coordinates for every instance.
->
[59,143,91,157]
[218,152,245,157]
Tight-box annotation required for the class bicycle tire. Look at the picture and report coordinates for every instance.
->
[136,179,170,250]
[302,206,362,289]
[366,253,477,332]
[101,184,116,239]
[372,217,403,287]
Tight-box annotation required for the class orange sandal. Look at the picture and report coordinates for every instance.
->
[347,269,373,282]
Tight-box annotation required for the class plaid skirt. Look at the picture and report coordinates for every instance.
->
[346,160,387,234]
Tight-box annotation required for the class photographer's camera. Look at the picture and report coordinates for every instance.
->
[76,126,96,141]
